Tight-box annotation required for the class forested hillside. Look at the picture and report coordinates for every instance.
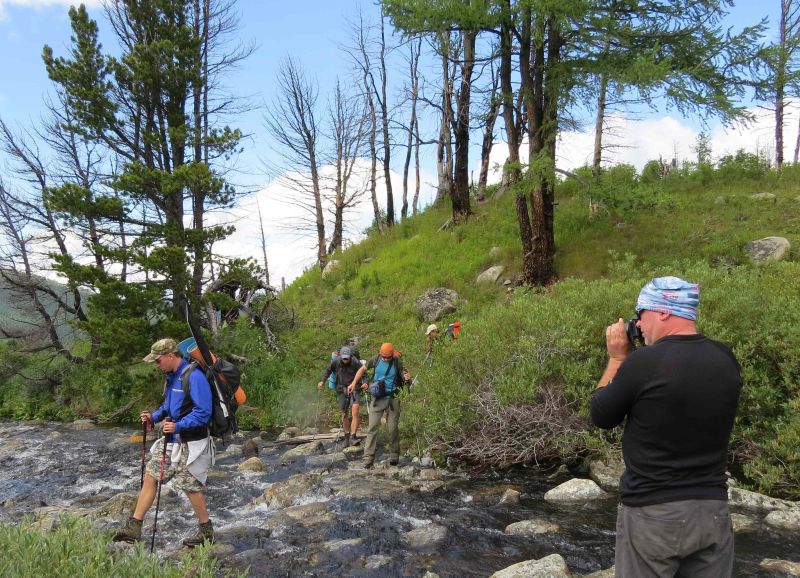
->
[271,159,799,500]
[0,0,798,504]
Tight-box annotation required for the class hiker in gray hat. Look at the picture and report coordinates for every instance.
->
[318,346,366,446]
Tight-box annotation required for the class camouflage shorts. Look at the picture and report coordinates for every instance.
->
[146,439,204,493]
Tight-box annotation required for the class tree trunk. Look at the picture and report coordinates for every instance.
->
[379,14,394,226]
[451,29,476,224]
[592,72,608,176]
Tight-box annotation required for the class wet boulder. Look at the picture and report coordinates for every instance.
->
[277,426,302,440]
[333,470,408,499]
[90,492,137,520]
[279,440,324,463]
[728,487,794,511]
[588,454,625,492]
[544,478,609,503]
[401,524,448,549]
[321,538,363,552]
[72,419,95,430]
[499,488,521,505]
[365,554,392,569]
[241,438,259,458]
[255,472,327,508]
[238,457,265,472]
[760,559,800,576]
[504,519,561,536]
[731,513,760,533]
[264,502,336,529]
[584,567,614,577]
[490,554,571,578]
[764,509,800,531]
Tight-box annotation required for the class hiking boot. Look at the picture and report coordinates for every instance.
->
[349,434,360,447]
[112,517,143,543]
[343,433,351,446]
[182,520,214,548]
[363,459,374,469]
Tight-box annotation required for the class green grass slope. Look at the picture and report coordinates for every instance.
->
[263,159,800,499]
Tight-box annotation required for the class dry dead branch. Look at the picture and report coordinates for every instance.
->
[441,384,591,466]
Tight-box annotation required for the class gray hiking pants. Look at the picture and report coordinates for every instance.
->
[615,499,734,578]
[363,395,400,463]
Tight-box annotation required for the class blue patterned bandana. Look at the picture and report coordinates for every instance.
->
[636,276,700,321]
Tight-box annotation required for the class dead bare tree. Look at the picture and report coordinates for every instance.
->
[476,52,500,202]
[326,79,370,255]
[401,36,422,220]
[264,57,327,270]
[434,31,456,205]
[346,10,385,234]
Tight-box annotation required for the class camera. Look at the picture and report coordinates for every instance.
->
[625,315,643,346]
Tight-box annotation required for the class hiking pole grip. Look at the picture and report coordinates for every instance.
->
[150,417,170,553]
[139,415,151,489]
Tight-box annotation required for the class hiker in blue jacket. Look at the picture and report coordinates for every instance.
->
[112,338,216,547]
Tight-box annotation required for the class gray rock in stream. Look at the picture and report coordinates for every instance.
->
[504,519,561,536]
[583,567,615,578]
[588,454,625,492]
[544,478,609,503]
[72,419,95,430]
[365,554,392,569]
[728,487,796,511]
[89,492,137,520]
[254,472,327,508]
[490,554,571,578]
[760,559,800,576]
[238,457,265,472]
[731,513,760,533]
[401,524,447,549]
[279,440,324,463]
[764,508,800,531]
[264,508,336,531]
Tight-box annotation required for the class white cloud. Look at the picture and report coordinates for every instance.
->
[482,103,798,180]
[215,159,438,286]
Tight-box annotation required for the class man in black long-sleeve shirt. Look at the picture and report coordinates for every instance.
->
[592,276,741,578]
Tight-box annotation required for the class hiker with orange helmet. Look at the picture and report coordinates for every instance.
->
[352,342,411,468]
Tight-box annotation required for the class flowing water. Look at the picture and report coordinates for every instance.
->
[0,420,797,577]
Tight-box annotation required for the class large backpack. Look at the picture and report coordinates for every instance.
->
[178,342,244,445]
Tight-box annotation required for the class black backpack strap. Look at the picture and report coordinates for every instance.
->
[179,361,200,418]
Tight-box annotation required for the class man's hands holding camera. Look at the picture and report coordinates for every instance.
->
[605,318,634,360]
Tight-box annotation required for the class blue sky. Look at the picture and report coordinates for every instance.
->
[0,1,783,283]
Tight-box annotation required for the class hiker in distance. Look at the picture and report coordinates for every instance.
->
[425,324,440,354]
[113,338,217,547]
[352,342,411,468]
[591,277,742,577]
[317,346,365,446]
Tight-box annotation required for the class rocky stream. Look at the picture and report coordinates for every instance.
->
[1,420,799,577]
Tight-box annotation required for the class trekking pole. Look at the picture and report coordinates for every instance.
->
[139,415,151,489]
[150,418,170,553]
